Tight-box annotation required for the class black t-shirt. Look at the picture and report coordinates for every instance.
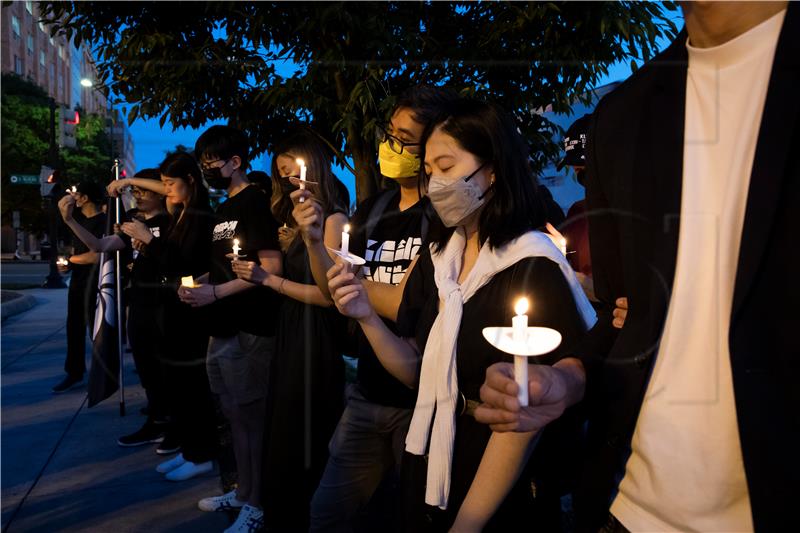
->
[124,212,171,307]
[208,185,281,338]
[396,245,589,514]
[70,212,107,283]
[349,191,428,408]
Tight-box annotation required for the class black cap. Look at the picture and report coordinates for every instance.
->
[556,114,591,171]
[75,180,105,204]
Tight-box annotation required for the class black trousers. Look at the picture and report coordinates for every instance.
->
[155,299,217,464]
[128,301,167,420]
[65,267,98,378]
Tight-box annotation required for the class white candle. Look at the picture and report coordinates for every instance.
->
[341,224,350,256]
[512,297,530,406]
[296,158,307,203]
[181,275,195,288]
[70,186,77,194]
[232,238,241,257]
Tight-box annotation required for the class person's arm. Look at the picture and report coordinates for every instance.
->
[69,251,100,265]
[327,261,419,387]
[451,431,538,532]
[179,250,282,307]
[59,194,125,252]
[107,177,167,197]
[291,191,336,301]
[362,256,417,322]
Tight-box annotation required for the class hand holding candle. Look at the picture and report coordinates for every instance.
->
[512,298,530,406]
[341,224,350,256]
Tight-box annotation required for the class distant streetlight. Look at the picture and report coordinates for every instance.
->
[80,78,93,87]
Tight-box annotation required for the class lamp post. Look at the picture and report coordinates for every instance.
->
[42,96,66,288]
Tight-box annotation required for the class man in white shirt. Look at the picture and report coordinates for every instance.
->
[475,2,798,531]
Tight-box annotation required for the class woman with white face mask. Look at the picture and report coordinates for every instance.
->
[327,99,597,532]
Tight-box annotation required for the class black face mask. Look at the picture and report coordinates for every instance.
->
[203,160,232,190]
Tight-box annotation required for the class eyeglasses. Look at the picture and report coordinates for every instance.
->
[376,125,421,155]
[130,188,148,198]
[200,158,229,170]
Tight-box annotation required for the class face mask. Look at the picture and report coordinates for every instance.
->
[203,159,232,190]
[378,140,421,179]
[427,164,492,227]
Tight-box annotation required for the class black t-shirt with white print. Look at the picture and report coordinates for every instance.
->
[209,185,281,338]
[125,212,171,306]
[349,191,428,408]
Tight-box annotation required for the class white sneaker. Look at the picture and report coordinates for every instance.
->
[198,489,245,512]
[156,453,186,473]
[164,459,213,481]
[224,504,264,533]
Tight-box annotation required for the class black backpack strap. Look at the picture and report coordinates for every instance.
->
[364,189,400,242]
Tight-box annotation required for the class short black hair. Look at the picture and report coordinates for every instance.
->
[194,125,251,171]
[393,85,459,129]
[76,180,105,205]
[421,98,548,252]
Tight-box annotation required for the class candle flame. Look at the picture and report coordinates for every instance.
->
[295,158,305,166]
[233,238,240,246]
[514,297,529,316]
[71,186,77,193]
[344,224,350,233]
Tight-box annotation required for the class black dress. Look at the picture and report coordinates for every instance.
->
[262,231,346,531]
[145,209,218,464]
[396,246,588,532]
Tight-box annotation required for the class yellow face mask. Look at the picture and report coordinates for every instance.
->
[378,140,421,179]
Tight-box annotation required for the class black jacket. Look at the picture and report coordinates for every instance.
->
[574,7,800,532]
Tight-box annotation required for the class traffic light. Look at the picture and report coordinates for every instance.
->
[59,107,79,149]
[40,165,60,197]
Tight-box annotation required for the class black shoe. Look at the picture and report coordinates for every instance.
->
[156,433,181,455]
[52,375,84,394]
[117,421,166,447]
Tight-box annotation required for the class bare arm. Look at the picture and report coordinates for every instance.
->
[69,251,99,265]
[107,177,167,197]
[362,254,417,322]
[451,431,538,532]
[327,261,419,387]
[59,194,124,253]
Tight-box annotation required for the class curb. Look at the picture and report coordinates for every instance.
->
[1,292,38,321]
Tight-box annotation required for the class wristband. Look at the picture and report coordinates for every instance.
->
[278,278,287,295]
[212,285,218,301]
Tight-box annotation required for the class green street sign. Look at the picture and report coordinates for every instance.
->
[9,174,40,185]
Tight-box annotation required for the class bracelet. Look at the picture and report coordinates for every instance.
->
[278,278,287,295]
[212,285,218,301]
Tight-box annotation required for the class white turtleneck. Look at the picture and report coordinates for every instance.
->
[610,9,786,532]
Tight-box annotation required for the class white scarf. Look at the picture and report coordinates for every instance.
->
[405,228,597,509]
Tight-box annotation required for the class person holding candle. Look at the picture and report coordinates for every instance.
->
[60,169,174,447]
[172,125,282,532]
[230,128,349,532]
[326,99,596,532]
[290,85,456,532]
[51,181,107,393]
[111,151,218,480]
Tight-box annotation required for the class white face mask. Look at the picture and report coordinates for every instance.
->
[427,164,492,227]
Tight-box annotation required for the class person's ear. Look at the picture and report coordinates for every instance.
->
[230,155,242,171]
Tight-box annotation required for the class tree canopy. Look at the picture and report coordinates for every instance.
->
[40,1,679,201]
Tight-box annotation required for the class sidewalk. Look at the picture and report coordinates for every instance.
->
[1,289,231,532]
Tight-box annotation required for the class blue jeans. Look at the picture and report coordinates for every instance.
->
[309,384,412,533]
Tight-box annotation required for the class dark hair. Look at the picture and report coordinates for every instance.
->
[158,151,211,241]
[133,168,161,181]
[392,85,460,129]
[194,125,251,171]
[421,99,548,251]
[270,128,348,224]
[75,180,105,205]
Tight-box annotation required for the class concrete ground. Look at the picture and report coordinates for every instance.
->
[1,288,232,532]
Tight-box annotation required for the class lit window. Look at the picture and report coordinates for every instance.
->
[11,16,21,37]
[27,34,34,53]
[25,1,33,14]
[58,46,65,60]
[40,50,46,66]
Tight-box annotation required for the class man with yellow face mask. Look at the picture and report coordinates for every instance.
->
[301,85,457,532]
